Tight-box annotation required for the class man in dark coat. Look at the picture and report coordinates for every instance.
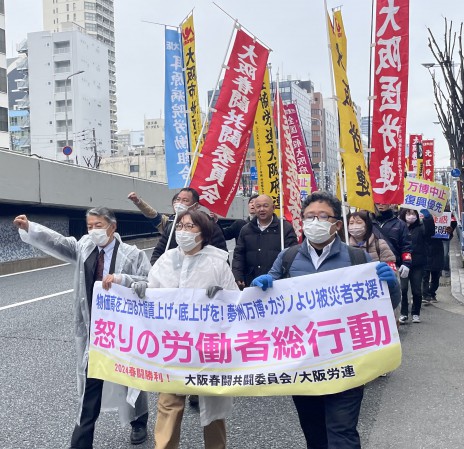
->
[232,194,297,288]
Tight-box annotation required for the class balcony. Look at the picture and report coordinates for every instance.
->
[16,39,28,54]
[16,78,29,91]
[16,96,30,110]
[16,58,28,72]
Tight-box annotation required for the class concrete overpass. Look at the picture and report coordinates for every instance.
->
[0,150,248,272]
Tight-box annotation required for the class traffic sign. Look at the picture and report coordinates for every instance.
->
[62,146,73,156]
[451,168,461,178]
[250,166,257,181]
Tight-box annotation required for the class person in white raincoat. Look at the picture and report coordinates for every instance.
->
[13,207,152,448]
[132,209,238,449]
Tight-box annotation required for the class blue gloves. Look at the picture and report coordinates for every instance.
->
[250,274,274,291]
[376,262,397,287]
[420,208,431,218]
[206,286,223,298]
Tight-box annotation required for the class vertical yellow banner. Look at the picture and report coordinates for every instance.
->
[181,14,203,176]
[253,68,280,215]
[328,10,374,212]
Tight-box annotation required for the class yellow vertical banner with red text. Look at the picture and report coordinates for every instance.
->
[253,67,280,216]
[181,14,203,177]
[328,10,374,211]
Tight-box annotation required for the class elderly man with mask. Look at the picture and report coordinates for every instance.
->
[13,207,151,448]
[250,191,400,449]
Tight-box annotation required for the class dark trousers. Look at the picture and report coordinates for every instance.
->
[70,376,148,449]
[422,270,441,299]
[292,386,364,449]
[400,266,424,316]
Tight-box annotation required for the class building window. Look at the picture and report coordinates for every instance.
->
[0,107,8,132]
[149,170,157,177]
[0,0,4,15]
[130,165,139,173]
[85,12,96,21]
[85,22,97,31]
[312,152,321,159]
[0,29,5,55]
[0,68,6,93]
[312,141,321,147]
[84,1,96,9]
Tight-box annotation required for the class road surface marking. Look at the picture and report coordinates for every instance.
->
[0,289,74,311]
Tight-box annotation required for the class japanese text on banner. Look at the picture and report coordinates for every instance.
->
[190,28,270,216]
[401,178,449,216]
[432,212,451,239]
[165,28,190,188]
[369,0,409,204]
[88,263,402,396]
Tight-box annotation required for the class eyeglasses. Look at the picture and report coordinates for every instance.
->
[175,222,197,231]
[303,213,339,222]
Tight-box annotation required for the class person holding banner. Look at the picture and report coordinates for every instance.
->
[232,194,297,289]
[372,204,412,276]
[13,208,151,448]
[132,209,238,449]
[250,191,400,449]
[397,208,435,323]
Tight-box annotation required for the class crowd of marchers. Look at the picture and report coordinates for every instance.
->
[13,188,455,449]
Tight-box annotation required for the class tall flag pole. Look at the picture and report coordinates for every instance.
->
[164,26,190,189]
[408,134,422,174]
[369,0,410,204]
[253,66,280,212]
[190,24,270,216]
[275,73,285,249]
[327,7,375,213]
[181,13,204,178]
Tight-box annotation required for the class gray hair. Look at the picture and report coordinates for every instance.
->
[86,206,117,224]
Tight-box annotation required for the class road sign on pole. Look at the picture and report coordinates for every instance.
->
[62,146,73,156]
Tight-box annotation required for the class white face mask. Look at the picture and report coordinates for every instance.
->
[88,227,110,247]
[174,203,189,214]
[406,214,417,224]
[303,219,336,244]
[175,231,202,252]
[348,224,366,239]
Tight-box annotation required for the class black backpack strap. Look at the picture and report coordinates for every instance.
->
[347,245,368,265]
[281,244,301,278]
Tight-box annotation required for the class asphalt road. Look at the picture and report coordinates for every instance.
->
[1,250,464,449]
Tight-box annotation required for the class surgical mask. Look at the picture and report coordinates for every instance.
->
[348,224,366,239]
[406,214,417,224]
[176,231,202,252]
[88,227,110,247]
[303,219,336,244]
[174,203,189,214]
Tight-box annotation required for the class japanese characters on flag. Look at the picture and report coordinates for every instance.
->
[327,10,374,212]
[165,28,190,188]
[298,174,312,203]
[189,28,270,216]
[253,67,280,214]
[408,134,422,173]
[401,178,449,217]
[422,139,434,181]
[283,103,318,193]
[181,14,203,178]
[369,0,409,204]
[276,91,303,240]
[432,212,451,239]
[88,263,401,396]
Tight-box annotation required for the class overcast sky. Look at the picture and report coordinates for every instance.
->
[5,0,463,166]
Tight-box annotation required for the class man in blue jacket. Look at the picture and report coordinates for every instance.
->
[251,191,400,449]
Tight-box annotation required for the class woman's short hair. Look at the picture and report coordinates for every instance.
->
[176,210,213,248]
[347,210,372,241]
[398,208,419,222]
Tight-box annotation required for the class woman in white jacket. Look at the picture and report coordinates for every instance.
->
[145,209,238,449]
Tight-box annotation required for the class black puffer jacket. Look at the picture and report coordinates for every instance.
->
[232,215,297,286]
[403,215,435,267]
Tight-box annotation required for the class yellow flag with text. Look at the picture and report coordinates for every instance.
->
[253,67,280,215]
[181,14,203,177]
[328,10,374,211]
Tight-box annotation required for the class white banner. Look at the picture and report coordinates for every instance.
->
[89,263,401,396]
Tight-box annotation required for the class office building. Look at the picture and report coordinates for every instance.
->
[15,26,111,164]
[43,0,117,151]
[0,0,8,150]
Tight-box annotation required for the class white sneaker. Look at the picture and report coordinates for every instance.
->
[412,315,421,323]
[399,315,408,324]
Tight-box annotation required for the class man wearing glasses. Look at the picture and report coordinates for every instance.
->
[250,191,400,449]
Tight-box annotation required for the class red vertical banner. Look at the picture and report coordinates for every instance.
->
[408,134,422,172]
[276,94,303,241]
[283,103,318,193]
[369,0,409,204]
[190,28,269,216]
[422,139,434,181]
